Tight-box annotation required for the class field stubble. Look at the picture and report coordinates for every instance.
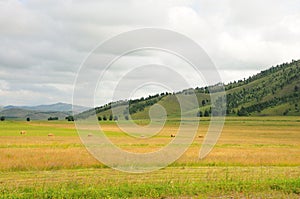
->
[0,117,299,198]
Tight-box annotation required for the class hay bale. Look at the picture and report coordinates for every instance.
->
[20,131,26,135]
[198,135,204,138]
[88,133,93,137]
[170,134,176,138]
[48,133,54,137]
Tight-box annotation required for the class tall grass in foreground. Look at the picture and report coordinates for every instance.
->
[0,167,299,198]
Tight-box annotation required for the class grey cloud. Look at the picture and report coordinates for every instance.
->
[1,0,300,106]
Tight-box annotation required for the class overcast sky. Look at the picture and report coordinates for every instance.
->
[1,0,300,106]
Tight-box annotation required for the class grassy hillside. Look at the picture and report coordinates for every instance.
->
[224,60,300,116]
[77,59,300,120]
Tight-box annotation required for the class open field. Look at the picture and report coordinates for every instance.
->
[0,117,299,198]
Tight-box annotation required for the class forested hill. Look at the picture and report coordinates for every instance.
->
[224,60,300,116]
[77,60,300,120]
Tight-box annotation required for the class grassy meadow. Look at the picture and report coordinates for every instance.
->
[0,117,299,198]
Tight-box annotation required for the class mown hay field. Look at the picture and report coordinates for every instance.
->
[0,117,299,198]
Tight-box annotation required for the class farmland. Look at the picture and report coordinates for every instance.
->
[0,117,299,198]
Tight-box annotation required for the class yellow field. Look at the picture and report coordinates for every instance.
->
[1,117,299,170]
[0,117,299,198]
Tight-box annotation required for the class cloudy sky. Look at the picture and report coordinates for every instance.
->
[1,0,300,106]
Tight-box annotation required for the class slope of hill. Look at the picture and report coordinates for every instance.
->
[224,60,300,116]
[77,60,300,120]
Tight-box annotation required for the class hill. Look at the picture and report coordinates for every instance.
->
[76,60,300,120]
[3,102,89,113]
[0,103,90,121]
[0,108,71,121]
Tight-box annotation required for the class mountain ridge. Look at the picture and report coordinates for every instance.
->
[0,103,90,120]
[77,59,300,119]
[2,60,299,121]
[2,102,89,113]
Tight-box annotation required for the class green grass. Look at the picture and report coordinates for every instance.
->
[0,120,77,136]
[0,167,299,198]
[258,101,300,116]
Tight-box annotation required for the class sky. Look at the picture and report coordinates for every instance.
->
[0,0,300,106]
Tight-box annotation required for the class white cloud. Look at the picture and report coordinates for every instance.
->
[0,0,300,106]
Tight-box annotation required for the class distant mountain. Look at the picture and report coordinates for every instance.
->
[3,103,90,113]
[0,108,71,121]
[77,59,300,119]
[0,103,90,121]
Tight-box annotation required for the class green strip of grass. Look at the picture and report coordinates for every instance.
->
[0,171,299,198]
